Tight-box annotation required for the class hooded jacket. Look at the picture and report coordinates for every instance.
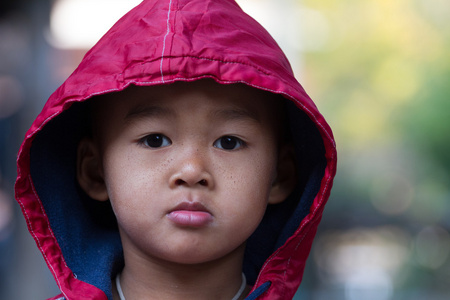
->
[15,0,337,299]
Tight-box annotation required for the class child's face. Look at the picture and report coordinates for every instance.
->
[83,80,289,265]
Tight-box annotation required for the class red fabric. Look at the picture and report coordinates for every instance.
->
[15,0,337,299]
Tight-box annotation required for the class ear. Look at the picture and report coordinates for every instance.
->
[77,137,109,201]
[268,144,297,205]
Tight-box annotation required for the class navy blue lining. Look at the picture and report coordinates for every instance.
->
[30,103,123,300]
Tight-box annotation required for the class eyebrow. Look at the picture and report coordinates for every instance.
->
[211,107,261,124]
[124,104,260,124]
[124,105,174,123]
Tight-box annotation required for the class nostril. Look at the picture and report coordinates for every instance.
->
[175,179,185,186]
[174,178,207,186]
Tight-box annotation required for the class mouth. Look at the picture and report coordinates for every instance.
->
[167,202,213,227]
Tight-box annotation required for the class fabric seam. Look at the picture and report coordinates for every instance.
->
[20,175,69,299]
[160,0,173,82]
[253,151,336,293]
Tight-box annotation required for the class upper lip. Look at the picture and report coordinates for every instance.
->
[170,201,210,213]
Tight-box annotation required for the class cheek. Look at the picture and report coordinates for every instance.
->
[238,148,278,194]
[222,151,278,225]
[101,148,158,217]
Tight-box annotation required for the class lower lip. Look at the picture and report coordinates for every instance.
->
[167,211,213,227]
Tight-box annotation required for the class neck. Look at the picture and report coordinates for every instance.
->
[114,243,249,300]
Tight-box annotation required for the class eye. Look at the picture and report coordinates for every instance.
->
[213,136,245,150]
[141,134,172,148]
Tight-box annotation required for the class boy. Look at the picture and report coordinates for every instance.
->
[15,0,337,299]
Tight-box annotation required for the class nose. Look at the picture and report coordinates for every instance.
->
[169,150,213,189]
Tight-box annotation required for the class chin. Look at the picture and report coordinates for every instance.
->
[159,250,221,265]
[155,244,244,266]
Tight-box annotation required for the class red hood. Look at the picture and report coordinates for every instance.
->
[15,0,337,299]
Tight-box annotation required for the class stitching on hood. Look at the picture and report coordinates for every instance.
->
[282,150,336,295]
[20,174,69,300]
[252,151,335,293]
[177,55,274,77]
[160,0,173,82]
[31,174,70,269]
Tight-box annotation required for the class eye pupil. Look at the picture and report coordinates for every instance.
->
[220,136,237,150]
[146,134,164,147]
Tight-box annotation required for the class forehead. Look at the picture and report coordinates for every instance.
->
[94,79,284,124]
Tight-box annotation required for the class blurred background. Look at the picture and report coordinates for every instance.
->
[0,0,449,299]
